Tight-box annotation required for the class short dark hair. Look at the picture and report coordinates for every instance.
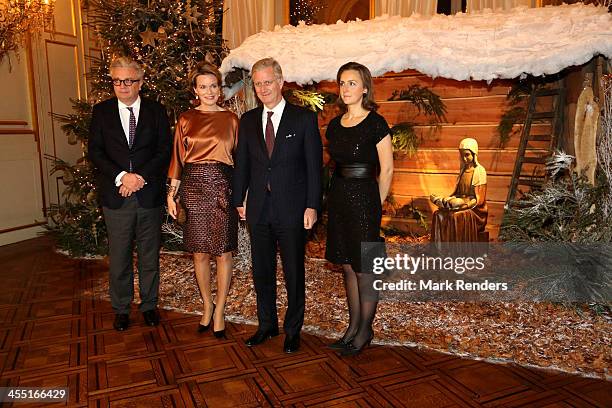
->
[336,61,378,112]
[188,62,224,103]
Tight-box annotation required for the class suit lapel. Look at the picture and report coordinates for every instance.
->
[133,97,148,148]
[110,98,129,148]
[271,103,292,162]
[253,106,268,160]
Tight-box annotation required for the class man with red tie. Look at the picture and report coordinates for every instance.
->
[233,58,322,353]
[89,56,172,331]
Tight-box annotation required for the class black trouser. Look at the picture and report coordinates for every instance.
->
[103,195,162,314]
[250,193,306,337]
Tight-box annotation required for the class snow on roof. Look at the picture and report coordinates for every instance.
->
[220,4,612,84]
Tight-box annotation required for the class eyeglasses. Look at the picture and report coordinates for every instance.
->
[112,79,140,86]
[253,79,277,88]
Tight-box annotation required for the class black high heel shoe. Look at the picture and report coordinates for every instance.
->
[327,335,355,350]
[213,309,226,339]
[340,335,373,357]
[197,303,215,333]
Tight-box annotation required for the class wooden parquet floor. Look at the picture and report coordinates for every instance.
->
[0,238,609,407]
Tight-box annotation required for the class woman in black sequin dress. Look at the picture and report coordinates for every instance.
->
[325,62,394,355]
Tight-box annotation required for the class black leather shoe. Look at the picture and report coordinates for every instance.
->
[142,309,159,326]
[283,334,300,353]
[113,314,129,331]
[245,328,279,346]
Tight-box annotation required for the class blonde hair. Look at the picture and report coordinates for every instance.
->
[251,57,283,79]
[109,56,144,79]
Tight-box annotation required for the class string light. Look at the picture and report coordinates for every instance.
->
[48,0,227,256]
[0,0,56,66]
[290,0,326,25]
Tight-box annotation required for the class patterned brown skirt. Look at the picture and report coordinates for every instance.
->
[180,162,238,255]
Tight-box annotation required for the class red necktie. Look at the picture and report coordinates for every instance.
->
[265,111,274,158]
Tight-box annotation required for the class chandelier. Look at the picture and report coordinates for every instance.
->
[0,0,56,66]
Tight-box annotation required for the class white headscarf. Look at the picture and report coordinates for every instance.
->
[459,137,480,168]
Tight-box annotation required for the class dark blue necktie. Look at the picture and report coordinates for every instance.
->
[127,106,136,171]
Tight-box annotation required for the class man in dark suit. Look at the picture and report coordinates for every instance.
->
[89,56,172,331]
[233,58,322,353]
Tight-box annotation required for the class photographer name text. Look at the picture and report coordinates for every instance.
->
[373,279,508,291]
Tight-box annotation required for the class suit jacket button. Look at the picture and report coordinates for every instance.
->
[267,167,271,171]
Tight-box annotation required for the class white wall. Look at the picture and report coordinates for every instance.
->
[0,0,91,245]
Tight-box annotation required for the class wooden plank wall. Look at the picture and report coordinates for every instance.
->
[314,70,553,240]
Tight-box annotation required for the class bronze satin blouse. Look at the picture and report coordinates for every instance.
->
[168,109,239,180]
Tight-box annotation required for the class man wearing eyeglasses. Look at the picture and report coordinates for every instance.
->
[233,58,323,353]
[89,56,172,331]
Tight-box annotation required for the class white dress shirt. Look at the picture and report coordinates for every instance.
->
[115,97,141,186]
[261,98,286,140]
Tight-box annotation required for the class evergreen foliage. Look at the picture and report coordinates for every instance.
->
[387,85,446,155]
[500,152,612,304]
[496,74,564,147]
[496,106,525,147]
[388,85,447,122]
[47,0,226,256]
[500,170,611,243]
[389,123,420,156]
[46,156,108,257]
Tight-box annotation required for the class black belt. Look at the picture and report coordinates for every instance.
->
[335,163,377,179]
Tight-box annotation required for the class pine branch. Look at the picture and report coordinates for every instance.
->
[388,85,447,123]
[497,106,526,147]
[390,122,419,155]
[497,73,564,146]
[50,99,94,146]
[385,85,445,156]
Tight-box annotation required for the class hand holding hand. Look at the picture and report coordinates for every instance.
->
[304,208,317,230]
[119,184,133,197]
[121,173,145,192]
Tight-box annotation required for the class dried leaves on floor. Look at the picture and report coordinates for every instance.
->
[89,248,610,379]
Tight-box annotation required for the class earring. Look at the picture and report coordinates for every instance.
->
[195,95,199,100]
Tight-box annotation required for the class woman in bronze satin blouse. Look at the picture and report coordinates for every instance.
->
[167,63,239,338]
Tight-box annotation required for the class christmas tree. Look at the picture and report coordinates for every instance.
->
[48,0,226,256]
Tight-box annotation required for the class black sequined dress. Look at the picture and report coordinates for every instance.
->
[325,111,390,273]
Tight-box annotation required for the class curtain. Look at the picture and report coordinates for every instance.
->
[374,0,438,17]
[222,0,276,49]
[467,0,536,12]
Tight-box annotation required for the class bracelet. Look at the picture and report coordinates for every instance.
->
[167,185,178,198]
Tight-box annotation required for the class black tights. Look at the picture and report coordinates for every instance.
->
[340,264,379,348]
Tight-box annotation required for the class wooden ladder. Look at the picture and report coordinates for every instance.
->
[505,86,566,206]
